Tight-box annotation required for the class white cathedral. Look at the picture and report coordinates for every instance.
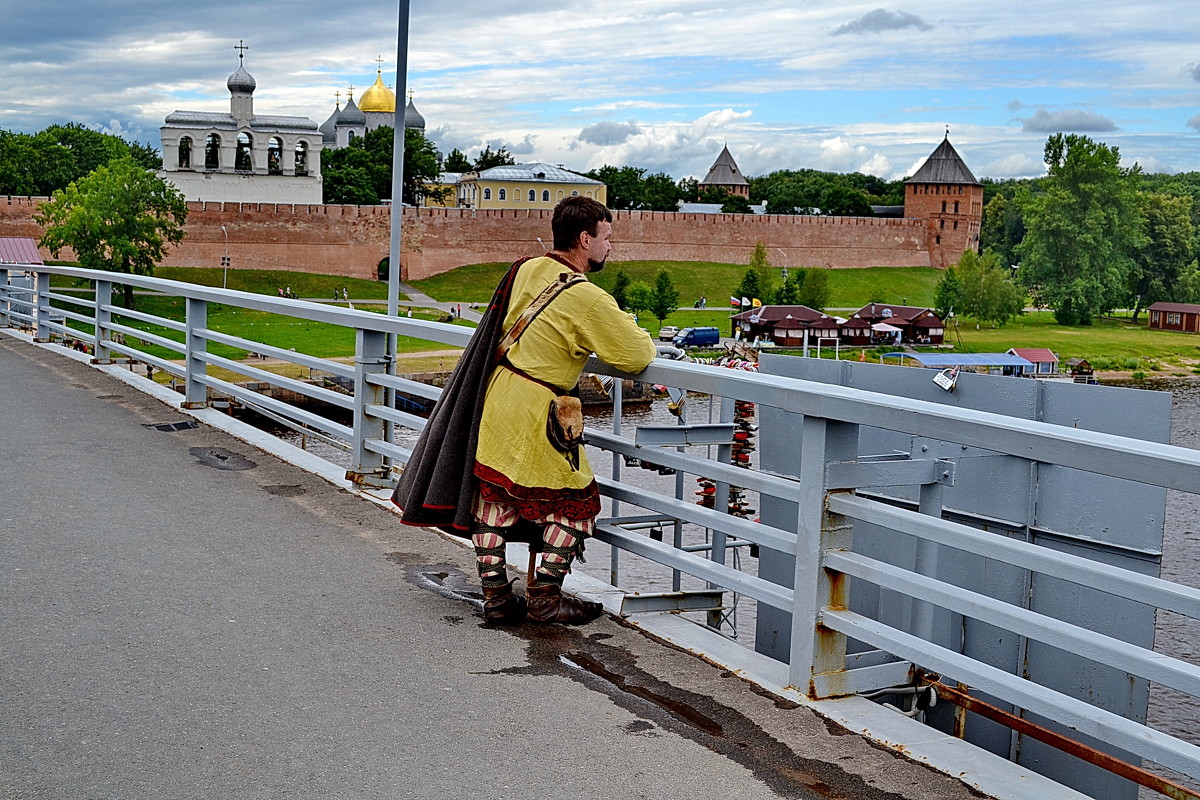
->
[158,47,426,205]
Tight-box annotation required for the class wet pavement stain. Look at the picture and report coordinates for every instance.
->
[262,484,307,497]
[384,551,922,800]
[188,446,256,471]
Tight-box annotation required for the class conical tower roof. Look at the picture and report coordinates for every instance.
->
[700,145,748,187]
[906,136,979,185]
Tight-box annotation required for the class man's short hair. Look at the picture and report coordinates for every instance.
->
[551,196,612,252]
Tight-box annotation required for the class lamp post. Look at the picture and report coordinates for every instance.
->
[220,225,230,288]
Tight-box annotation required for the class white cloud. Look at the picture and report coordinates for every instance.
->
[1125,154,1174,173]
[576,120,642,146]
[1188,114,1200,133]
[979,153,1046,178]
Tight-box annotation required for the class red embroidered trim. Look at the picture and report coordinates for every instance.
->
[474,462,600,521]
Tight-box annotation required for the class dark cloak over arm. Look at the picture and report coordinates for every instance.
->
[391,257,529,536]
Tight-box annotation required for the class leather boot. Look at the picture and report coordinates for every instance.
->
[526,581,603,625]
[481,578,525,625]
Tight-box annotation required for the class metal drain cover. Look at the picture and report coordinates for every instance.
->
[144,421,200,432]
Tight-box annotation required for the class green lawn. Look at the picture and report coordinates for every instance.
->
[42,261,1200,375]
[410,261,944,310]
[51,266,401,302]
[950,312,1200,373]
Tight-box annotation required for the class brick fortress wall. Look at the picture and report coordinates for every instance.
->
[2,196,971,280]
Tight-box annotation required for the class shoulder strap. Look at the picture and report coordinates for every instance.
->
[495,271,585,360]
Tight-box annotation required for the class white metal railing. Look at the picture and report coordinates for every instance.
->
[5,263,1200,793]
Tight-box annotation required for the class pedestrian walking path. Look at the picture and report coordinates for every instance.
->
[0,334,1058,800]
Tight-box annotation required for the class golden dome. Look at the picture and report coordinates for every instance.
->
[358,72,396,113]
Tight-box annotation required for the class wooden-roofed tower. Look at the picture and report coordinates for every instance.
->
[904,132,983,267]
[699,144,750,198]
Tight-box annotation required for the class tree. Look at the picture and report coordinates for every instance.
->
[677,177,699,202]
[721,194,753,214]
[443,148,472,173]
[747,241,776,300]
[625,282,654,315]
[473,144,515,171]
[955,250,1024,328]
[610,269,631,310]
[819,185,874,216]
[648,269,680,323]
[586,165,645,210]
[933,267,963,320]
[1016,134,1142,325]
[0,124,160,197]
[322,126,448,206]
[1127,192,1196,321]
[773,270,803,304]
[35,157,188,308]
[734,266,767,306]
[796,269,830,311]
[980,193,1025,269]
[642,172,682,211]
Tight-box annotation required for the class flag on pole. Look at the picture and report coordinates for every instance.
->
[730,296,740,307]
[741,296,751,307]
[751,298,762,308]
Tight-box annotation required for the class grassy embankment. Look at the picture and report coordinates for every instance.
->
[48,263,1200,380]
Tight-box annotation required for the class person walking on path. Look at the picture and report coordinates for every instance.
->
[392,196,655,625]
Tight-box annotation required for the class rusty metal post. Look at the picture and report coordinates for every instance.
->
[788,415,858,695]
[346,328,390,486]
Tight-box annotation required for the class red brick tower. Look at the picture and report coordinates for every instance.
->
[904,135,983,268]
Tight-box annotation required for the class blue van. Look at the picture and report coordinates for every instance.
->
[672,327,721,348]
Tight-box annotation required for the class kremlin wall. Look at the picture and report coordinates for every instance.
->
[0,195,975,281]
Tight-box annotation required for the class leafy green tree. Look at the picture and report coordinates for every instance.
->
[1127,192,1196,321]
[933,267,964,320]
[677,177,699,202]
[980,193,1025,269]
[1017,134,1142,325]
[734,266,767,306]
[699,186,732,204]
[721,194,753,214]
[625,281,654,315]
[610,269,631,310]
[322,126,447,206]
[648,269,680,323]
[773,270,803,304]
[35,157,188,308]
[955,250,1024,328]
[747,241,776,300]
[473,144,515,171]
[0,124,160,196]
[642,172,682,211]
[443,148,472,173]
[820,185,874,216]
[797,269,831,311]
[586,165,645,210]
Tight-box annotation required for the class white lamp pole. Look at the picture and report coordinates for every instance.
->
[220,225,230,288]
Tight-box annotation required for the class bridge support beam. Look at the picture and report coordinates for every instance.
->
[183,297,208,409]
[346,328,391,487]
[33,271,51,342]
[92,280,113,364]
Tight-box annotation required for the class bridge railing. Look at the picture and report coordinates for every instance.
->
[5,264,1200,790]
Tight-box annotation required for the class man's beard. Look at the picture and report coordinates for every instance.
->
[587,257,606,273]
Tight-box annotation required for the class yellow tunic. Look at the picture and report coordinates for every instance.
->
[474,256,656,511]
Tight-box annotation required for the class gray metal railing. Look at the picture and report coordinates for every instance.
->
[5,263,1200,793]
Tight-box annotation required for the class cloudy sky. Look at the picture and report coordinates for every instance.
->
[3,0,1198,181]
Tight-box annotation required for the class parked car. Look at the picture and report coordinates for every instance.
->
[658,325,680,341]
[672,327,721,348]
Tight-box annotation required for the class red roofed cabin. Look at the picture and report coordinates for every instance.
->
[852,303,946,345]
[1007,348,1059,376]
[1147,302,1200,333]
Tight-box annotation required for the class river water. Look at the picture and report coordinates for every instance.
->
[256,378,1200,786]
